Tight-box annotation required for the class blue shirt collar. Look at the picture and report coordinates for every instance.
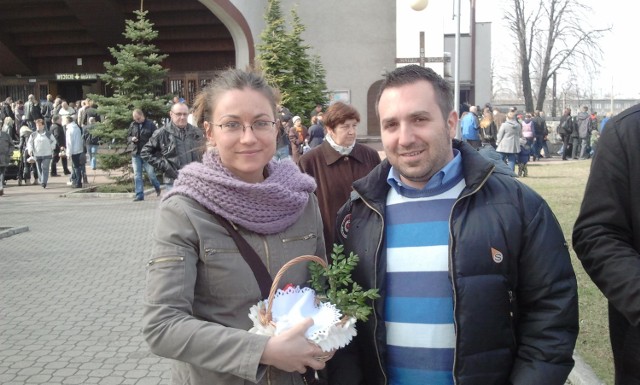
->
[387,149,463,197]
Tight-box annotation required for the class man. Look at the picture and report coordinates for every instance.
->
[141,103,204,190]
[573,105,590,159]
[460,105,480,149]
[50,114,71,176]
[128,109,161,201]
[82,117,100,171]
[26,119,56,188]
[23,94,43,130]
[573,104,640,385]
[41,94,54,131]
[328,65,578,385]
[298,101,380,257]
[63,116,84,188]
[558,107,574,160]
[533,110,549,159]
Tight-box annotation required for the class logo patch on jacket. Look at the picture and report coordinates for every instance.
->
[340,214,351,239]
[491,247,503,263]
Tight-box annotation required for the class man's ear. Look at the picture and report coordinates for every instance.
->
[448,110,458,139]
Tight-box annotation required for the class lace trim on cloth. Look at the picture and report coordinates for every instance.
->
[248,286,357,352]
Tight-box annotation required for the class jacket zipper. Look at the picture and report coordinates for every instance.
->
[281,233,317,243]
[204,248,236,255]
[146,256,184,267]
[359,195,388,385]
[448,166,494,385]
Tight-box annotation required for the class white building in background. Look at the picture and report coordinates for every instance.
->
[217,0,491,136]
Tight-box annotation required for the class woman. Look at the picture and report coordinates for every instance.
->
[479,109,497,148]
[27,118,56,188]
[142,68,329,385]
[288,115,308,163]
[298,101,380,257]
[496,110,521,172]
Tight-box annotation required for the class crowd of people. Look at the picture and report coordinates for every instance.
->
[1,65,636,385]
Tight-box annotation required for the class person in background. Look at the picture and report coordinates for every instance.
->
[19,124,38,185]
[0,119,12,196]
[142,68,328,385]
[496,110,522,172]
[307,114,325,148]
[573,103,640,385]
[50,114,71,176]
[26,118,56,188]
[128,109,161,201]
[41,94,54,131]
[557,107,574,161]
[328,65,578,385]
[141,102,205,190]
[460,105,480,149]
[83,117,100,171]
[298,101,380,257]
[273,113,292,161]
[63,116,84,188]
[288,115,308,163]
[573,105,590,160]
[600,112,611,133]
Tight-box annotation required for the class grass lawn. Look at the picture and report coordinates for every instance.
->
[519,158,613,385]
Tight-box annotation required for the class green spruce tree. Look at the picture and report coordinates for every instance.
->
[257,0,328,125]
[89,9,169,171]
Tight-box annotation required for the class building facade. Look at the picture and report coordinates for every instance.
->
[0,0,488,135]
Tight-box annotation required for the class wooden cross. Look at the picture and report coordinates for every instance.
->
[395,32,450,66]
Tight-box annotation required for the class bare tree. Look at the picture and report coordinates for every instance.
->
[505,0,610,112]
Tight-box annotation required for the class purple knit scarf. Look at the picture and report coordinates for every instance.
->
[163,151,317,235]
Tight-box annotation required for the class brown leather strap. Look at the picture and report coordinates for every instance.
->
[210,212,273,299]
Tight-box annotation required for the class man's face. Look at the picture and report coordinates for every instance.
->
[35,120,45,131]
[378,80,456,190]
[170,104,189,128]
[133,112,144,124]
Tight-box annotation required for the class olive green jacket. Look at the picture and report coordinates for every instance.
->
[142,194,326,385]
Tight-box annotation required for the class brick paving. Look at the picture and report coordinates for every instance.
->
[0,170,170,385]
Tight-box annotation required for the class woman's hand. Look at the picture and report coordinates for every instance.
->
[260,318,328,373]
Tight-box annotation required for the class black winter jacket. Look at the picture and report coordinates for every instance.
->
[127,119,158,156]
[140,122,205,183]
[328,140,578,385]
[573,104,640,375]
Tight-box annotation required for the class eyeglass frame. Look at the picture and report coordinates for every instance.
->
[214,120,276,135]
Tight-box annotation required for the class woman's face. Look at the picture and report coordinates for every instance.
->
[327,118,358,147]
[204,88,277,183]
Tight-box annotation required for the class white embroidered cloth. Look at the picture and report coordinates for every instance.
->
[248,286,357,352]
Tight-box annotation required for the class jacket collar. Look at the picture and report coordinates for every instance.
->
[352,139,495,207]
[320,140,368,166]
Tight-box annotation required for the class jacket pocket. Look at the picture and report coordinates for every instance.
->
[145,254,185,303]
[204,247,259,298]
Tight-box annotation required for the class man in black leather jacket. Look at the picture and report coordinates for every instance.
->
[141,102,205,189]
[327,65,578,385]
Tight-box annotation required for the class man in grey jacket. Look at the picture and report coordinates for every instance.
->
[141,102,205,189]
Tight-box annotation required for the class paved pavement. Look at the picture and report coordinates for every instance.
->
[0,160,602,385]
[0,170,170,385]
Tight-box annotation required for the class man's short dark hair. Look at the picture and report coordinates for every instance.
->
[375,65,453,121]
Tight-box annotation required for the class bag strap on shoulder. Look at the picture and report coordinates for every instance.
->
[210,211,273,298]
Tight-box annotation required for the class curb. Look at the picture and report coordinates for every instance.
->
[0,225,29,240]
[569,351,605,385]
